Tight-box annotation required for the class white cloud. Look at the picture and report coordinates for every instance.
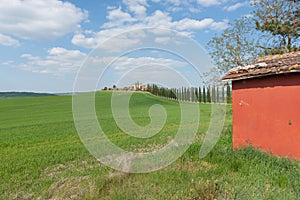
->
[149,29,172,35]
[188,7,202,13]
[196,0,222,7]
[72,33,97,49]
[111,56,187,71]
[0,33,20,47]
[225,2,249,12]
[108,57,198,87]
[123,0,148,18]
[96,56,191,88]
[154,37,171,44]
[0,0,88,40]
[16,47,189,85]
[210,19,230,30]
[72,8,229,50]
[2,60,14,65]
[164,0,182,6]
[153,0,225,8]
[144,10,173,28]
[174,18,214,30]
[73,27,146,50]
[116,65,190,88]
[48,47,86,61]
[19,47,87,75]
[151,0,227,14]
[99,33,142,52]
[102,7,136,28]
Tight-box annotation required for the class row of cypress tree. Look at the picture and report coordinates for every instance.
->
[147,83,232,104]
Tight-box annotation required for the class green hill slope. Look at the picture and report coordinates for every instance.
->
[0,92,56,99]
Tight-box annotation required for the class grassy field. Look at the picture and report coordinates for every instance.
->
[0,92,299,199]
[0,92,56,99]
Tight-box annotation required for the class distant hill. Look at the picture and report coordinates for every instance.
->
[0,92,57,99]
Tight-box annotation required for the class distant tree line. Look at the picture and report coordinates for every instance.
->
[147,84,177,99]
[147,83,232,104]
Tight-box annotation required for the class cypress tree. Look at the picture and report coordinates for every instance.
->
[203,86,206,103]
[198,87,202,103]
[226,83,231,104]
[207,86,211,103]
[153,84,158,95]
[186,87,189,101]
[211,85,216,103]
[194,88,199,102]
[222,85,225,103]
[192,87,195,102]
[195,87,197,102]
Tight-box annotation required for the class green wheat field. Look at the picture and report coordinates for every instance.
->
[0,92,299,199]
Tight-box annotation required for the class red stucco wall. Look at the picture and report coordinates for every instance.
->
[232,73,300,159]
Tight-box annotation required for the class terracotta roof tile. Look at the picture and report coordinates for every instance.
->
[222,51,300,81]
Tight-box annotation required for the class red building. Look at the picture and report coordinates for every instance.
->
[222,52,300,159]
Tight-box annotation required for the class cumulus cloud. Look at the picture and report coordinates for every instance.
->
[72,8,229,49]
[123,0,148,18]
[0,33,20,47]
[72,27,146,50]
[175,18,229,31]
[196,0,223,7]
[0,0,88,40]
[210,19,230,30]
[154,37,171,44]
[225,2,249,12]
[111,56,187,71]
[102,7,136,28]
[16,46,188,81]
[174,18,214,30]
[104,56,190,88]
[71,33,97,49]
[114,65,190,88]
[160,0,223,8]
[19,47,87,75]
[164,0,182,6]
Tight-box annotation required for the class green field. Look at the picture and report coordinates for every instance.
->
[0,92,56,99]
[0,92,299,199]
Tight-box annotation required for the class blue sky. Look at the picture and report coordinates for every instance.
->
[0,0,252,93]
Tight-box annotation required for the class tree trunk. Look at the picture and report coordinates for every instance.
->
[287,33,292,52]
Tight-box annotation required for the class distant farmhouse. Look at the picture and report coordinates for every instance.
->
[130,81,148,91]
